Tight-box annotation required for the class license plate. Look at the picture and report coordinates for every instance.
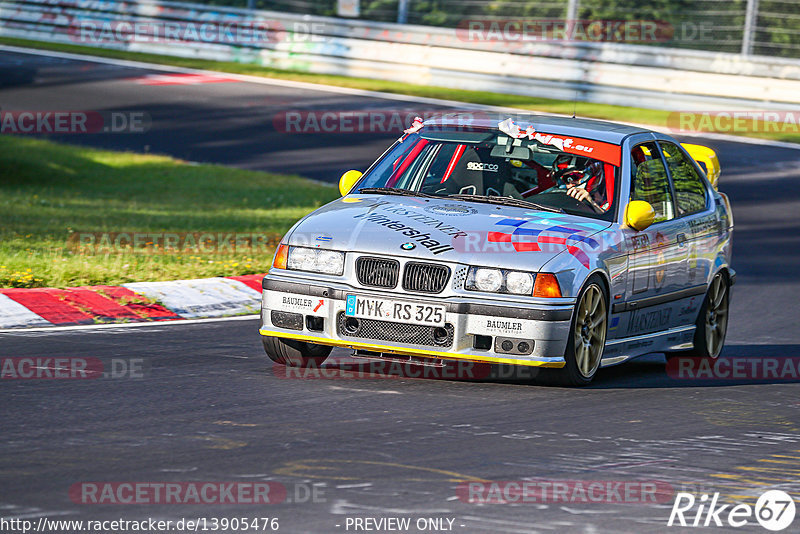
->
[345,295,446,327]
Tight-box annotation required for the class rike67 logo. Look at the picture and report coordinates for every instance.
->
[668,490,796,531]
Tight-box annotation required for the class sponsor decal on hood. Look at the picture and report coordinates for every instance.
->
[288,196,613,270]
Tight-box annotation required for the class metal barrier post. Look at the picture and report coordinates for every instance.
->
[566,0,579,40]
[742,0,760,55]
[398,0,409,24]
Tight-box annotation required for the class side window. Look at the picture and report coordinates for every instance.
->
[659,142,708,216]
[630,142,674,223]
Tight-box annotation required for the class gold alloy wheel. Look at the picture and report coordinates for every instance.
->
[573,284,607,378]
[705,273,729,358]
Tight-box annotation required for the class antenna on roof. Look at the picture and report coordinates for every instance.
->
[572,89,578,119]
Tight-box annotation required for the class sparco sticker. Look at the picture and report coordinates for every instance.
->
[467,161,499,172]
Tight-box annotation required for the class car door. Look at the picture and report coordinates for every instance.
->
[621,141,689,337]
[657,140,713,321]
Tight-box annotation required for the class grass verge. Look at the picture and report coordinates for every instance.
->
[0,135,338,288]
[3,36,800,144]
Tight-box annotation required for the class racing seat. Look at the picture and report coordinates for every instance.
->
[631,146,648,167]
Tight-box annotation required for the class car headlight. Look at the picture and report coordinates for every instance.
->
[285,246,344,275]
[466,267,535,295]
[472,268,503,292]
[505,271,534,295]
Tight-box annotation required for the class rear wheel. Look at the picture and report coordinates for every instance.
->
[557,278,608,386]
[262,336,332,368]
[668,272,729,359]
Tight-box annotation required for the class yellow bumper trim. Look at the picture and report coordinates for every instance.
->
[258,328,565,368]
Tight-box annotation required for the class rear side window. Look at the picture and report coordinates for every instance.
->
[659,142,708,216]
[630,142,673,223]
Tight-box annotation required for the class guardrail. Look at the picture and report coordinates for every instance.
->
[2,0,800,111]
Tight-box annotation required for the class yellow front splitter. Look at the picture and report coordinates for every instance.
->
[259,329,566,368]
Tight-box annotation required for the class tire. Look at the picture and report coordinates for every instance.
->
[555,276,609,386]
[262,336,332,368]
[667,271,730,360]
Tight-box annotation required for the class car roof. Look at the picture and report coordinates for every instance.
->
[423,112,651,145]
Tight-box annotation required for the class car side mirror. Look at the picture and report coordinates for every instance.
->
[626,200,655,231]
[339,170,363,196]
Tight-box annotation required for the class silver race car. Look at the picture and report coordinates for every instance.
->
[260,114,734,385]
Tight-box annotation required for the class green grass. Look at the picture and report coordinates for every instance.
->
[4,36,800,144]
[0,136,338,288]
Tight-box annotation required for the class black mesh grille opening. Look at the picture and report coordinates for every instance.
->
[402,262,450,294]
[271,310,303,331]
[337,313,454,347]
[356,257,400,288]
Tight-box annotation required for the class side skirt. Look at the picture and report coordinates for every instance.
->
[600,325,696,367]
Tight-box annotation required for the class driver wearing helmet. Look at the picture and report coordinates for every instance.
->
[548,155,608,213]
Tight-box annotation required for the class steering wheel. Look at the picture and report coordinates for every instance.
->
[533,189,599,214]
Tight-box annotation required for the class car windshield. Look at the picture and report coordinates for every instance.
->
[356,128,621,220]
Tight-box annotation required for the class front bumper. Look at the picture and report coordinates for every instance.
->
[258,275,573,368]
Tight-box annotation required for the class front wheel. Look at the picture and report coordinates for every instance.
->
[557,278,608,386]
[262,336,332,368]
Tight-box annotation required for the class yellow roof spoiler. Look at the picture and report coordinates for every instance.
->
[682,143,720,189]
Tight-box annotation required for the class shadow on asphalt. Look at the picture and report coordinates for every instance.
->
[273,344,800,389]
[588,344,800,389]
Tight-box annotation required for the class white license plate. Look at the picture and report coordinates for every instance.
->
[345,295,446,327]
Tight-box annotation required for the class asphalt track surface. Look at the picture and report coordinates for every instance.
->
[1,49,800,533]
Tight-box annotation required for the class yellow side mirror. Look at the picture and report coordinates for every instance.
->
[626,200,655,232]
[338,170,363,196]
[681,143,720,189]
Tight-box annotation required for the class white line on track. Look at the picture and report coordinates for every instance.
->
[0,510,77,520]
[328,385,402,395]
[5,44,800,151]
[0,314,258,335]
[0,44,488,109]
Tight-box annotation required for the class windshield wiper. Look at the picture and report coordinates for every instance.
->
[447,194,565,213]
[357,187,438,198]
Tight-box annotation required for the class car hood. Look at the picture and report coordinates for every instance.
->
[286,195,612,272]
